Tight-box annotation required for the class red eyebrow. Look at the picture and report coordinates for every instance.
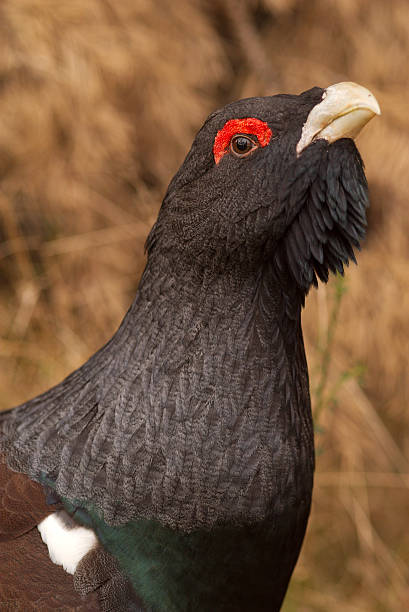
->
[213,118,272,164]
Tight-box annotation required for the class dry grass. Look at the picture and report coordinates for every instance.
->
[0,1,408,609]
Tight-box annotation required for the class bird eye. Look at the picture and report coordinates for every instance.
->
[230,135,258,158]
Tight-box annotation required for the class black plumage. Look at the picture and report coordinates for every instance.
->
[0,83,378,611]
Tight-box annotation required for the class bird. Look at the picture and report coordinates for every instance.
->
[0,82,380,611]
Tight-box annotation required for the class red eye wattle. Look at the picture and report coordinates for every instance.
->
[213,118,272,164]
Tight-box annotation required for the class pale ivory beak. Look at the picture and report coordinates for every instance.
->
[296,82,381,156]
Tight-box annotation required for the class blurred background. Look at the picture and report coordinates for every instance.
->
[0,1,408,609]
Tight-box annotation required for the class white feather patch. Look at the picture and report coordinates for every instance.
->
[37,511,98,574]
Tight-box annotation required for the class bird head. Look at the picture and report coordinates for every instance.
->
[147,82,380,293]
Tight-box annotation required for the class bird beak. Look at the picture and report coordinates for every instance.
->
[296,81,381,156]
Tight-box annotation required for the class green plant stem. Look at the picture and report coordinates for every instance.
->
[313,274,345,424]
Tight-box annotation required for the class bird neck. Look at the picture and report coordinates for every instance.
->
[136,249,305,352]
